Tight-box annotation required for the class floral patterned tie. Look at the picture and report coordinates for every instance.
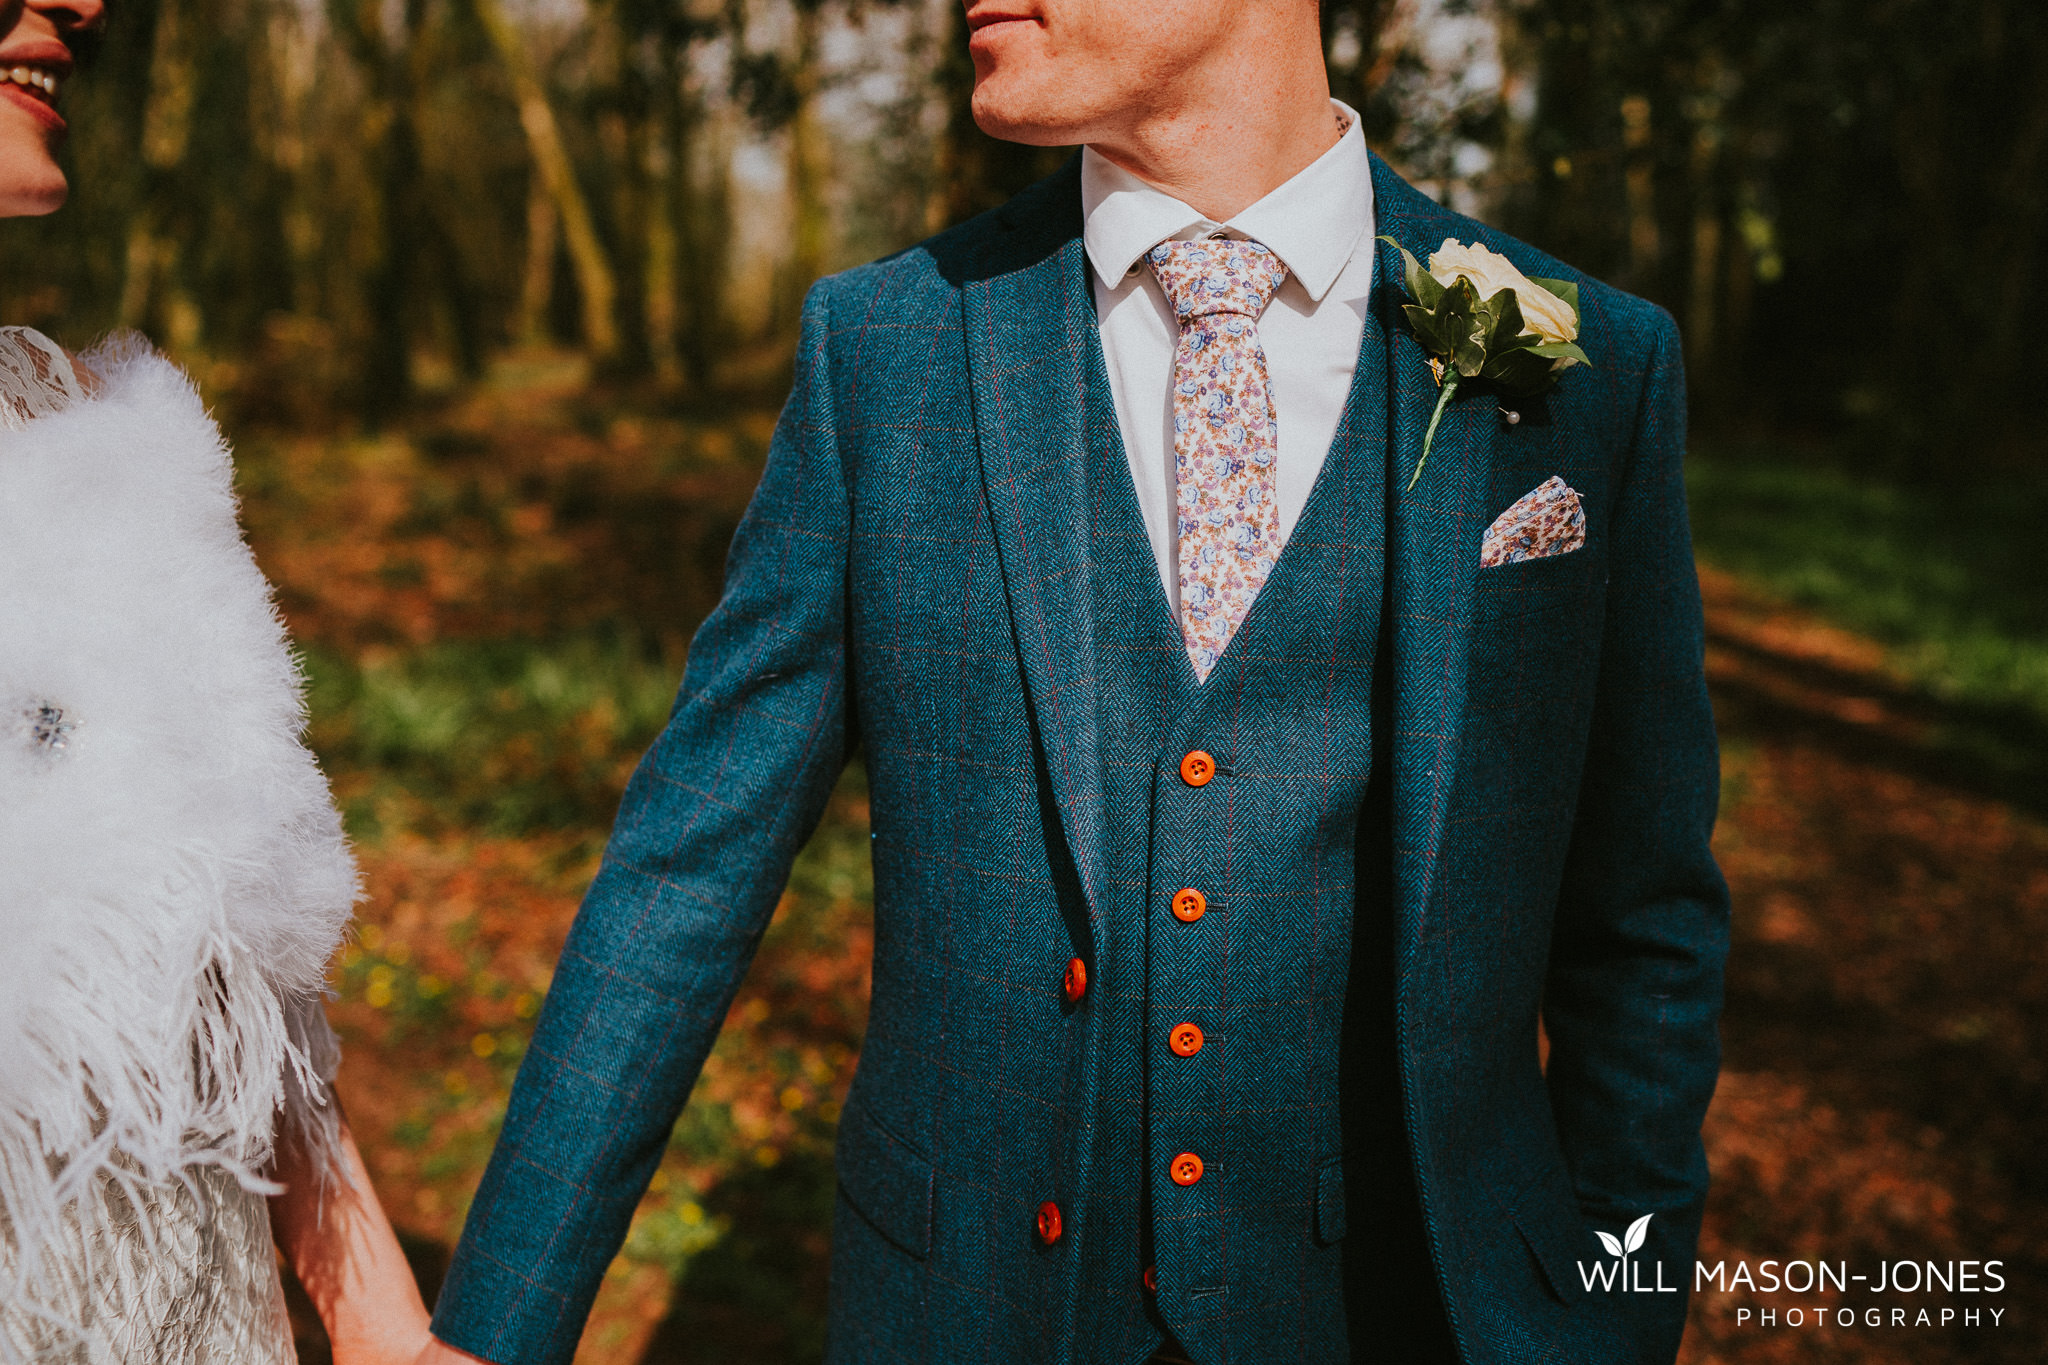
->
[1147,237,1291,682]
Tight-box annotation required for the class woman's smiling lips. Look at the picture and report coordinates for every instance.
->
[0,82,65,137]
[0,41,71,136]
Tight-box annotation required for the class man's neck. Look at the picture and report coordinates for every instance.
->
[1085,76,1342,223]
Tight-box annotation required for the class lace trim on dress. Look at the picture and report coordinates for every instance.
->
[0,327,86,429]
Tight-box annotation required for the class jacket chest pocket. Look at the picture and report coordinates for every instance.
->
[1472,545,1605,623]
[1469,552,1605,692]
[1462,551,1606,812]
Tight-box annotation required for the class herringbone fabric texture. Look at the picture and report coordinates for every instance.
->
[1065,310,1387,1362]
[432,155,1728,1365]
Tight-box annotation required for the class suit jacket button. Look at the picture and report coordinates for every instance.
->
[1036,1201,1063,1244]
[1142,1265,1158,1293]
[1179,750,1215,786]
[1063,957,1088,1004]
[1170,1152,1205,1186]
[1171,888,1206,923]
[1169,1022,1204,1056]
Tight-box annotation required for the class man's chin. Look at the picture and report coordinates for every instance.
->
[969,84,1088,148]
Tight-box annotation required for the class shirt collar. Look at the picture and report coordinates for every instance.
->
[1080,100,1373,304]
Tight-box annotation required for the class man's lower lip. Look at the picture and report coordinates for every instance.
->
[0,84,63,135]
[968,17,1033,42]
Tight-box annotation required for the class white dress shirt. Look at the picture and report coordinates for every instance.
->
[1081,102,1377,612]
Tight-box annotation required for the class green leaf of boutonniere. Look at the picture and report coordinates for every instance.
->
[1528,340,1593,367]
[1480,345,1555,395]
[1388,238,1446,311]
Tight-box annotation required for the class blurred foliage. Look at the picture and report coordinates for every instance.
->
[304,632,684,839]
[1495,0,2048,475]
[2,0,2040,478]
[1689,454,2048,717]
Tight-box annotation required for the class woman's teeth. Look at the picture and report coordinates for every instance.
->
[5,67,59,98]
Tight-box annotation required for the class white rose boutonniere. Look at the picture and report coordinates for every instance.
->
[1379,235,1592,491]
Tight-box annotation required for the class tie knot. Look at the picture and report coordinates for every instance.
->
[1146,238,1289,323]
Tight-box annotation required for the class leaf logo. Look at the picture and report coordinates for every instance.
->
[1581,1213,1672,1294]
[1596,1214,1653,1267]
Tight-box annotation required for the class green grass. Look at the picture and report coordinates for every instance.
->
[1686,448,2048,718]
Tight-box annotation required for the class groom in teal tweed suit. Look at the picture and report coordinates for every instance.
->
[423,4,1728,1364]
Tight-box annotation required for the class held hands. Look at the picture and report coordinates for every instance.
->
[268,1105,450,1365]
[405,1336,493,1365]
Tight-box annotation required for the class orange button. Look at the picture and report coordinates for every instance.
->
[1036,1200,1063,1245]
[1171,888,1207,923]
[1170,1152,1205,1186]
[1062,957,1088,1004]
[1179,750,1216,786]
[1142,1265,1158,1293]
[1169,1022,1204,1057]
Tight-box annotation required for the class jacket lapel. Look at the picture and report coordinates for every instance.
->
[1373,162,1502,962]
[960,174,1111,947]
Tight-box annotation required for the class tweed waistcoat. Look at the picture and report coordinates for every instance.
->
[1075,327,1389,1359]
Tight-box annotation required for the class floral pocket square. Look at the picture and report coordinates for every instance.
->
[1480,475,1585,567]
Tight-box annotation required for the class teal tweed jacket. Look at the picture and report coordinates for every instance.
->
[432,156,1728,1365]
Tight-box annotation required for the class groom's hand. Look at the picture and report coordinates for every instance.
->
[409,1337,493,1365]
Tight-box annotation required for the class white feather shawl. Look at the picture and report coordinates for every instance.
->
[0,336,358,1294]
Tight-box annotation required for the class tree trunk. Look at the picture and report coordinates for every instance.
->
[1686,115,1723,395]
[677,108,732,393]
[119,0,194,335]
[645,97,682,385]
[363,11,422,419]
[780,0,828,334]
[1621,94,1661,289]
[473,0,619,360]
[519,171,559,344]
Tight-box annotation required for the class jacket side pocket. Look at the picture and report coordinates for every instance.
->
[835,1097,934,1259]
[1511,1205,1587,1305]
[1313,1154,1347,1245]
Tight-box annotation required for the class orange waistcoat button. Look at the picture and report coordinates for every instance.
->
[1169,1022,1204,1057]
[1062,956,1088,1004]
[1142,1265,1158,1293]
[1171,888,1207,923]
[1036,1200,1063,1245]
[1169,1152,1205,1186]
[1179,750,1216,786]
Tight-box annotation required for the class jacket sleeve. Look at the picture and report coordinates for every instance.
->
[1544,307,1730,1359]
[431,284,856,1365]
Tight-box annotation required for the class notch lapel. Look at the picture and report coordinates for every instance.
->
[960,190,1111,949]
[1372,174,1504,962]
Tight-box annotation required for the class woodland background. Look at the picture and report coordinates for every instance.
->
[7,0,2046,1360]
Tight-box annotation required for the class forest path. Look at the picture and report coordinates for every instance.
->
[1682,565,2046,1364]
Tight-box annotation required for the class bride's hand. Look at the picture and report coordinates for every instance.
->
[270,1105,438,1365]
